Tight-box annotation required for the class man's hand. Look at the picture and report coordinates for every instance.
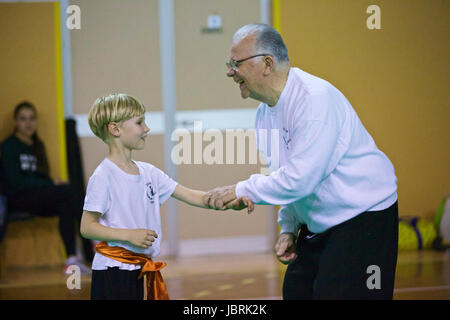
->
[225,197,255,214]
[274,232,297,265]
[203,185,237,210]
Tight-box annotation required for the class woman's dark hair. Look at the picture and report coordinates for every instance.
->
[14,101,49,178]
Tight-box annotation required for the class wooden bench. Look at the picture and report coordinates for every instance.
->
[0,214,66,279]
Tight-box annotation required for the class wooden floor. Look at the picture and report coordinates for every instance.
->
[0,249,449,300]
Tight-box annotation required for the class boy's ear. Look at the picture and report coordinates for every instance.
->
[108,122,121,138]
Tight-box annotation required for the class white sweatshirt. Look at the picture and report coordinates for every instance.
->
[235,67,398,234]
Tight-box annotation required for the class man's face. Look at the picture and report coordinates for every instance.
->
[226,34,263,100]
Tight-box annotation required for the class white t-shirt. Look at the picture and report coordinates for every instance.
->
[83,158,178,270]
[235,67,398,234]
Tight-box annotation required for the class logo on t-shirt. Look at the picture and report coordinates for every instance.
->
[20,154,37,171]
[282,127,292,150]
[146,182,156,203]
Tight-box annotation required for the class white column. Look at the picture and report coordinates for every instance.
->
[159,0,179,257]
[260,0,270,25]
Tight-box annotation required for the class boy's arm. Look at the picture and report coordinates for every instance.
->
[171,185,207,208]
[171,184,255,213]
[80,211,157,248]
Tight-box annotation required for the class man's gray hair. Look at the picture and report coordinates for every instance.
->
[233,23,289,66]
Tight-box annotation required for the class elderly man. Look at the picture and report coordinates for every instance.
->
[203,23,399,300]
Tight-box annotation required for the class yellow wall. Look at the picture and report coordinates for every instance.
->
[279,0,449,218]
[0,3,63,181]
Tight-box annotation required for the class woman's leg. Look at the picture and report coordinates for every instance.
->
[8,185,79,257]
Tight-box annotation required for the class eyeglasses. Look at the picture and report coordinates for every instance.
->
[226,53,271,71]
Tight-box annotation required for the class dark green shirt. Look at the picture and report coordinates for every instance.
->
[0,135,53,196]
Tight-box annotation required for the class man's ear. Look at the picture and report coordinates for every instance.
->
[108,122,121,138]
[263,56,274,76]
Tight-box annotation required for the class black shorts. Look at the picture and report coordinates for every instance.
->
[91,267,144,300]
[283,201,399,300]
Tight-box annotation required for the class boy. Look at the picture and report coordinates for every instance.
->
[80,93,253,300]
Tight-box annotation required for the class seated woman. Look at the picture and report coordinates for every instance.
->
[0,101,92,273]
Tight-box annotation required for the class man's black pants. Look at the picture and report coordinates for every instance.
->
[283,201,398,300]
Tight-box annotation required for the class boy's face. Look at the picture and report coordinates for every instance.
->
[117,115,150,150]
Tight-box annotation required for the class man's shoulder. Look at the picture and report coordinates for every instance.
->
[291,67,332,95]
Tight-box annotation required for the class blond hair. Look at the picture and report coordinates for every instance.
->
[88,93,146,143]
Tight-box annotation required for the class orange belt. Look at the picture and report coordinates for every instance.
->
[95,241,169,300]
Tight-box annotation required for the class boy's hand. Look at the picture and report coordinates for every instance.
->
[126,229,158,248]
[225,197,255,214]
